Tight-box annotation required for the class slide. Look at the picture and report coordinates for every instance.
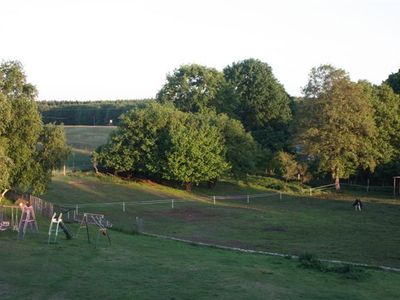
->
[59,221,73,240]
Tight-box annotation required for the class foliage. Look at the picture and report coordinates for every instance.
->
[275,151,299,181]
[164,113,230,190]
[385,69,400,94]
[297,65,380,188]
[223,58,292,132]
[156,64,225,113]
[205,112,260,177]
[94,103,229,189]
[0,61,69,194]
[38,123,71,171]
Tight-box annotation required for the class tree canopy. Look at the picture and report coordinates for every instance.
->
[223,58,292,131]
[156,64,225,113]
[297,65,380,189]
[385,69,400,95]
[0,61,70,196]
[93,103,230,190]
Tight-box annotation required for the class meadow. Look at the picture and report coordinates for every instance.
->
[42,173,400,269]
[63,125,116,170]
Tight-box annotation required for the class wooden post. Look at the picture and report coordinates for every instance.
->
[279,192,282,200]
[123,202,126,212]
[309,188,312,196]
[246,195,249,204]
[394,177,396,196]
[75,205,78,215]
[171,199,174,209]
[213,196,216,205]
[63,165,66,176]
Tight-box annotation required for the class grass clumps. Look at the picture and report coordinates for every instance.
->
[298,253,369,280]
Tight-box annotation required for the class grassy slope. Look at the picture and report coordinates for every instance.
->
[42,173,400,268]
[63,126,116,170]
[0,221,399,300]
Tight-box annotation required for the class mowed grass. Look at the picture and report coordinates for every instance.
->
[0,219,399,300]
[43,173,400,269]
[63,126,115,170]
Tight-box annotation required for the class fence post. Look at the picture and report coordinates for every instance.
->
[247,195,249,204]
[172,199,174,209]
[75,205,78,215]
[123,202,126,212]
[213,196,216,205]
[309,188,312,196]
[279,192,282,200]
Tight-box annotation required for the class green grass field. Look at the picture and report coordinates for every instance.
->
[42,173,400,269]
[1,218,399,300]
[63,126,116,170]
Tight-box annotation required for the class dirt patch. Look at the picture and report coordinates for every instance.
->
[164,207,214,222]
[263,225,288,232]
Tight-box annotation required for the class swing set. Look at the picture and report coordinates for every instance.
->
[76,213,111,247]
[0,205,20,231]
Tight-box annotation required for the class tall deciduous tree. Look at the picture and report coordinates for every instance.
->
[298,65,380,189]
[156,64,225,113]
[0,61,69,195]
[223,58,292,132]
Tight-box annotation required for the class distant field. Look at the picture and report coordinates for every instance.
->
[63,125,115,170]
[43,173,400,269]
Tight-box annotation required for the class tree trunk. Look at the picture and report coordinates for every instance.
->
[185,182,192,192]
[0,189,9,203]
[335,175,340,191]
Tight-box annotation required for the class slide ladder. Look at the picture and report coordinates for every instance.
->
[48,213,73,244]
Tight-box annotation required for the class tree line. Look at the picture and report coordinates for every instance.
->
[1,59,399,195]
[38,100,150,126]
[94,59,400,190]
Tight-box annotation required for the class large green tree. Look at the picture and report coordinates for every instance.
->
[0,61,70,196]
[94,103,230,190]
[156,64,225,113]
[297,65,380,189]
[223,58,292,131]
[164,113,229,191]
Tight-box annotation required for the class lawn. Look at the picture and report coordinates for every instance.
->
[0,219,399,300]
[42,173,400,269]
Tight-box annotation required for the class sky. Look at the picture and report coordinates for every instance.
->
[1,0,399,100]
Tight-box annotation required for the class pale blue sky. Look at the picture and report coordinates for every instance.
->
[1,0,399,100]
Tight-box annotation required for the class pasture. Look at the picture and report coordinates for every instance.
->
[42,173,400,269]
[1,219,399,300]
[63,125,115,170]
